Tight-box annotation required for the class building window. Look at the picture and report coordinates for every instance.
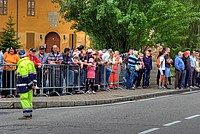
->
[26,33,35,49]
[27,0,35,16]
[0,0,7,15]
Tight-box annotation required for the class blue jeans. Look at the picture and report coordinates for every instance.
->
[143,69,151,87]
[80,68,86,86]
[106,67,112,85]
[181,70,186,87]
[185,69,191,87]
[65,69,74,86]
[126,67,137,89]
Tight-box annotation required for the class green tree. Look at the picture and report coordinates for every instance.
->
[53,0,200,53]
[53,0,150,51]
[0,15,20,52]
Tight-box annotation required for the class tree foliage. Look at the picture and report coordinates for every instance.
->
[0,16,20,52]
[53,0,200,53]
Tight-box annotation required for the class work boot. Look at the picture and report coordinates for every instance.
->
[18,116,32,120]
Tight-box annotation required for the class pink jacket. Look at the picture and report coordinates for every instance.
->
[87,65,96,79]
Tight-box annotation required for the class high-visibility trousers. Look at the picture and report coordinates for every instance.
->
[20,89,33,117]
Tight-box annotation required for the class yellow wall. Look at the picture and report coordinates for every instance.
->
[0,0,89,52]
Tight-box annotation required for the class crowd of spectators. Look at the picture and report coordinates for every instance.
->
[1,45,199,98]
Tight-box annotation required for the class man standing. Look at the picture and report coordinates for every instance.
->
[143,50,152,88]
[182,51,191,88]
[36,46,49,93]
[174,52,185,89]
[164,48,173,89]
[190,51,197,88]
[16,50,37,120]
[27,48,42,95]
[126,49,139,90]
[62,47,74,87]
[47,45,63,95]
[36,46,48,64]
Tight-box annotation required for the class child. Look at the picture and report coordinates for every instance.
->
[86,57,96,94]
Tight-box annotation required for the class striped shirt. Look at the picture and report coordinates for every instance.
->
[128,54,139,68]
[47,52,63,63]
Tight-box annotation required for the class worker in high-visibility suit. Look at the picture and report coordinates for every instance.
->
[16,50,37,120]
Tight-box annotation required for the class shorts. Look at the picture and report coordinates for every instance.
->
[159,69,165,76]
[165,68,171,77]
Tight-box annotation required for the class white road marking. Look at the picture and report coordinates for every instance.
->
[163,121,181,127]
[185,114,200,120]
[138,128,160,134]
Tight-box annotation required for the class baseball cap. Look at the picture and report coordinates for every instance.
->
[39,46,45,50]
[64,47,71,53]
[29,48,36,52]
[18,50,26,58]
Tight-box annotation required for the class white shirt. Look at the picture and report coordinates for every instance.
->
[159,56,165,70]
[102,52,110,62]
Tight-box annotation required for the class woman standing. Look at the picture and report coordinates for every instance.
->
[158,49,168,89]
[2,47,20,97]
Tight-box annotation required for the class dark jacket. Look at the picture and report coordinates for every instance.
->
[182,56,191,70]
[143,55,152,71]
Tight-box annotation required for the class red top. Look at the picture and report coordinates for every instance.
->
[27,54,42,66]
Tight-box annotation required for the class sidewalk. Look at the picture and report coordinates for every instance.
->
[0,87,199,109]
[1,63,199,109]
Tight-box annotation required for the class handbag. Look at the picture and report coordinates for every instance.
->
[135,64,142,71]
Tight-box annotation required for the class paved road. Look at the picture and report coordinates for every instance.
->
[1,91,200,134]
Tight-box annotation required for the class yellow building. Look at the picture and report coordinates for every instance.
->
[0,0,89,52]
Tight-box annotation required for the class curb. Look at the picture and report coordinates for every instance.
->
[0,88,200,109]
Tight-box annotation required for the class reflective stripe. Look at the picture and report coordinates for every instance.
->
[16,83,27,87]
[23,109,32,117]
[33,80,37,83]
[29,72,36,75]
[21,75,28,78]
[28,81,33,86]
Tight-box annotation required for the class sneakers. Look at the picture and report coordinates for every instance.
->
[92,91,96,94]
[158,86,165,89]
[86,90,92,94]
[86,90,96,94]
[189,86,194,89]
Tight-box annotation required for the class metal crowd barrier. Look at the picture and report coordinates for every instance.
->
[0,64,17,98]
[0,63,127,97]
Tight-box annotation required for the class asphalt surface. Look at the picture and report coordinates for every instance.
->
[1,91,200,134]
